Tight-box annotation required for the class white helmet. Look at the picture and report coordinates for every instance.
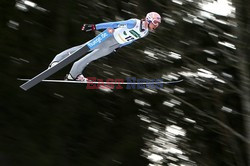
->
[146,12,161,25]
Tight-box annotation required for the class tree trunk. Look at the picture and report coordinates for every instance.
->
[233,0,250,165]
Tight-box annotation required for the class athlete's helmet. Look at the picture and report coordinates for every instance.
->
[146,12,161,25]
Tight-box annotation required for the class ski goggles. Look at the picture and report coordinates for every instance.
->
[151,19,161,26]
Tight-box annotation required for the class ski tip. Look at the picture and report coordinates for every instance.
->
[20,85,28,91]
[18,78,30,91]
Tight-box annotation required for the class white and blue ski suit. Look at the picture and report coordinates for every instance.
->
[50,19,149,79]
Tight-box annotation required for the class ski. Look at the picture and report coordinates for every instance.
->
[18,78,183,85]
[20,28,113,91]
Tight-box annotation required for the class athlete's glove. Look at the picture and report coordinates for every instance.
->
[81,24,96,32]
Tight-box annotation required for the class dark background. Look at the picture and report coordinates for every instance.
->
[0,0,249,166]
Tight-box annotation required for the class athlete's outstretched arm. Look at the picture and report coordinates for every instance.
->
[81,19,136,32]
[95,19,136,30]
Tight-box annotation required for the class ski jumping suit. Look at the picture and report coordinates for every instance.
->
[50,19,149,79]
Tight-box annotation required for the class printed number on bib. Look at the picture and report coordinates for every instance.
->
[123,30,141,42]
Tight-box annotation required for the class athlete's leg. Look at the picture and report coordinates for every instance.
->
[68,36,120,79]
[49,44,86,67]
[68,47,114,79]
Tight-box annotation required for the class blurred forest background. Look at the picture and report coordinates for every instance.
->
[0,0,249,166]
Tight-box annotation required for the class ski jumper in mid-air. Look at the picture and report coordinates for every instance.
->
[49,12,161,81]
